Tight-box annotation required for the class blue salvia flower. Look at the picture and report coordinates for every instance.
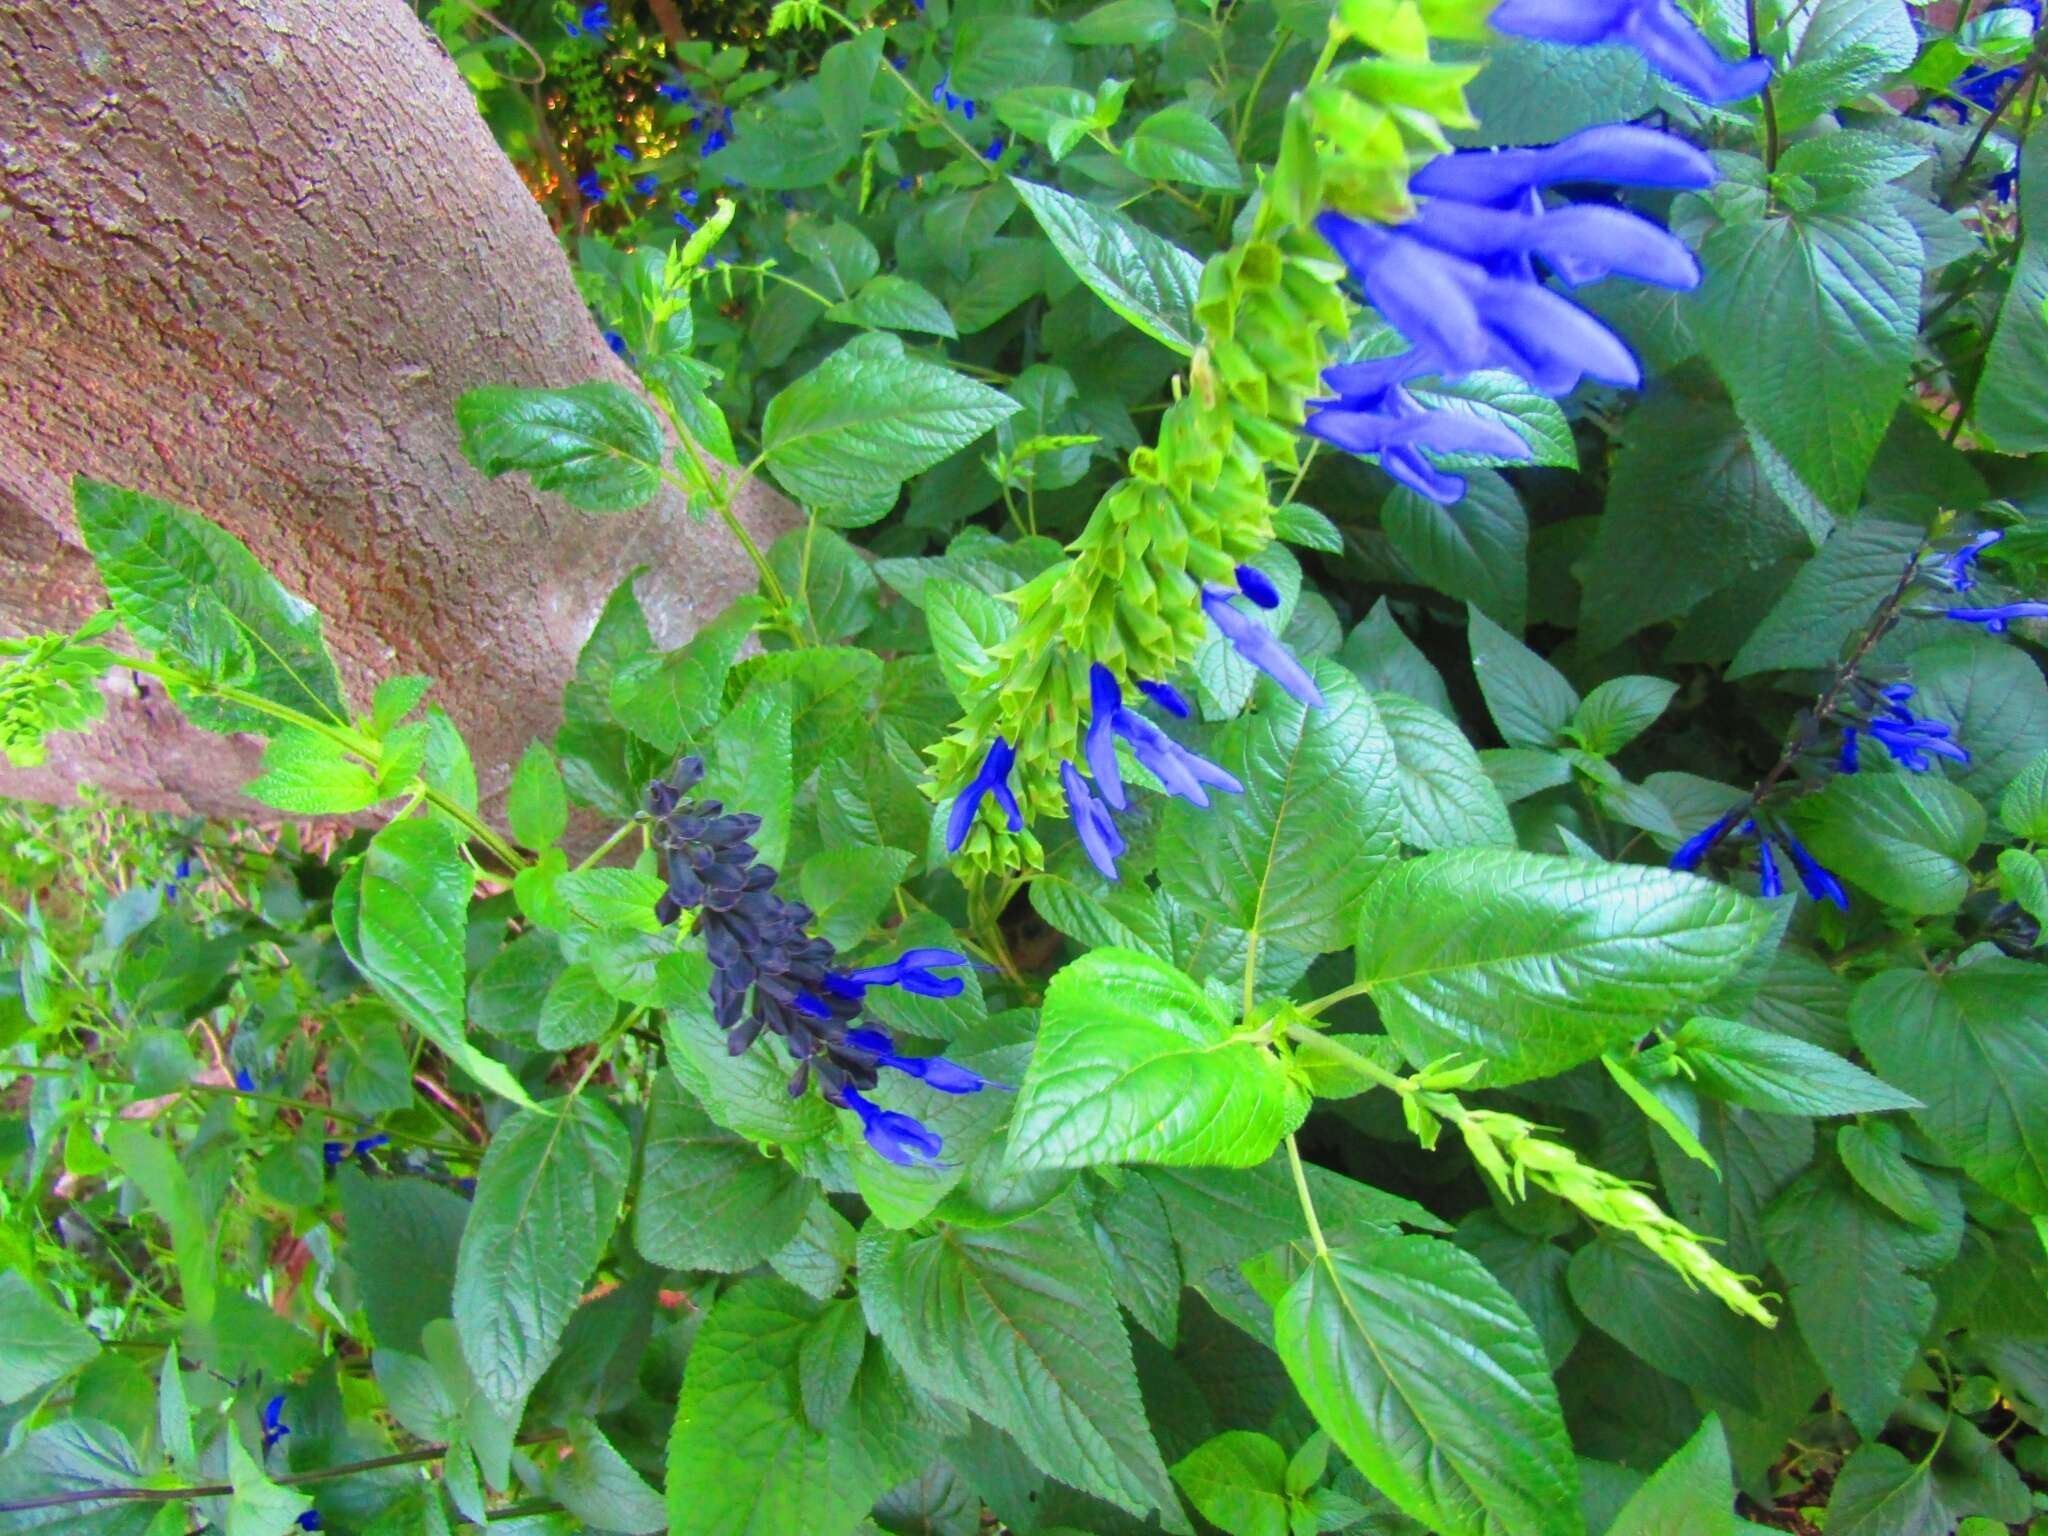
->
[680,188,699,206]
[843,1087,944,1166]
[1201,588,1326,706]
[1137,679,1191,717]
[656,82,687,103]
[1083,664,1243,810]
[824,947,973,1000]
[1486,0,1772,103]
[612,143,635,162]
[1864,685,1969,772]
[323,1134,389,1167]
[1062,759,1128,880]
[963,99,979,120]
[898,175,916,191]
[635,174,659,196]
[1306,350,1533,503]
[577,172,604,202]
[564,2,609,38]
[1669,809,1738,871]
[983,136,1005,161]
[947,736,1023,851]
[1234,564,1282,610]
[1754,829,1784,899]
[844,1027,995,1093]
[603,330,627,356]
[1777,824,1850,910]
[1839,725,1860,774]
[1947,601,2048,633]
[262,1395,290,1451]
[1938,529,2005,591]
[234,1068,256,1092]
[673,211,697,229]
[296,1515,322,1533]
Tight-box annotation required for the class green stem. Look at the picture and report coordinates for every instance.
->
[573,819,638,873]
[1284,1133,1329,1258]
[1233,35,1291,159]
[1283,1019,1410,1095]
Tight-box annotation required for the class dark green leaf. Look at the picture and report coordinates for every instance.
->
[1673,1015,1919,1117]
[1012,177,1205,353]
[455,382,667,512]
[1784,771,1985,915]
[0,1271,99,1405]
[1468,605,1577,748]
[1382,471,1527,634]
[635,1074,812,1271]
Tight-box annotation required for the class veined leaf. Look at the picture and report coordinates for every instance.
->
[455,382,667,512]
[1012,177,1205,353]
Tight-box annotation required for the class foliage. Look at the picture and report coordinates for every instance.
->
[6,0,2048,1533]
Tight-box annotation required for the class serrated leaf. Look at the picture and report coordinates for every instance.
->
[858,1200,1185,1527]
[798,845,913,951]
[1123,106,1244,190]
[1603,1416,1735,1536]
[1274,1236,1581,1536]
[1728,519,1948,678]
[608,596,765,756]
[1007,948,1307,1172]
[1825,1443,1947,1536]
[454,1096,632,1413]
[1837,1121,1944,1231]
[1377,693,1515,851]
[1012,176,1205,353]
[1158,665,1401,955]
[537,963,618,1049]
[0,1271,99,1405]
[761,333,1019,507]
[924,579,1012,707]
[1170,1431,1291,1536]
[1567,1236,1762,1409]
[1355,850,1774,1086]
[507,742,568,851]
[1975,114,2048,448]
[1468,605,1577,747]
[1569,676,1676,756]
[636,1074,812,1272]
[1784,771,1985,915]
[1382,471,1527,633]
[242,727,381,815]
[455,382,666,512]
[1672,1015,1919,1117]
[826,273,960,337]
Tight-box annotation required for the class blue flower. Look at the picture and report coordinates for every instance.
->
[843,1087,945,1166]
[1947,601,2048,633]
[1234,564,1281,610]
[1407,124,1718,207]
[656,82,687,103]
[262,1395,289,1451]
[1306,350,1533,504]
[612,143,635,162]
[1938,529,2005,591]
[322,1134,389,1168]
[565,2,609,38]
[673,211,696,229]
[577,172,604,202]
[947,736,1023,851]
[825,947,972,1000]
[1200,590,1325,707]
[1062,759,1127,880]
[635,174,659,196]
[963,100,978,120]
[1486,0,1772,103]
[604,330,627,356]
[983,136,1005,161]
[1754,830,1783,899]
[1863,684,1969,772]
[845,1027,994,1093]
[1777,824,1849,911]
[1136,679,1191,717]
[234,1068,256,1092]
[1084,664,1243,809]
[702,130,729,157]
[296,1515,322,1533]
[1669,809,1738,871]
[898,175,916,191]
[681,188,699,206]
[1839,725,1860,774]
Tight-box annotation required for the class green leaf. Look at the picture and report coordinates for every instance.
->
[1764,1162,1961,1436]
[1067,0,1179,45]
[337,1170,468,1352]
[455,382,666,512]
[342,819,530,1107]
[924,579,1012,707]
[858,1200,1184,1527]
[242,727,381,815]
[554,1416,666,1535]
[1158,665,1402,955]
[1341,599,1454,718]
[1974,115,2048,447]
[453,1095,632,1412]
[608,596,765,756]
[1906,635,2048,798]
[1457,37,1652,144]
[1272,501,1345,554]
[635,1073,812,1272]
[1567,1236,1762,1409]
[1837,1120,1944,1232]
[954,15,1071,98]
[552,867,666,937]
[667,1278,936,1536]
[72,477,348,733]
[761,333,1020,507]
[826,273,960,337]
[1694,194,1922,517]
[537,963,618,1050]
[1355,850,1773,1086]
[507,742,569,851]
[1377,693,1515,851]
[1123,106,1244,190]
[770,1198,859,1301]
[1012,176,1205,353]
[0,1422,158,1536]
[798,845,914,951]
[1274,1236,1581,1536]
[1852,961,2048,1212]
[1672,1015,1919,1117]
[1825,1443,1948,1536]
[1569,677,1677,756]
[1773,0,1921,125]
[1410,373,1578,470]
[1170,1431,1291,1536]
[1783,771,1985,915]
[105,1120,216,1324]
[1382,471,1527,633]
[1467,605,1578,748]
[556,570,664,817]
[2003,747,2048,838]
[1085,1173,1181,1345]
[1728,519,1947,679]
[770,527,880,646]
[700,677,795,865]
[1602,1416,1735,1536]
[1007,947,1308,1172]
[0,1271,99,1404]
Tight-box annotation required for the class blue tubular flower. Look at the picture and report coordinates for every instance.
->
[702,130,729,157]
[565,1,609,37]
[1235,564,1281,610]
[983,136,1005,161]
[612,143,635,162]
[1670,809,1738,871]
[1839,725,1860,773]
[1939,529,2005,591]
[577,172,604,202]
[1864,686,1970,772]
[1947,601,2048,633]
[1137,679,1191,717]
[235,1069,255,1092]
[1407,124,1718,206]
[1486,0,1771,103]
[1085,664,1128,809]
[843,1087,945,1166]
[680,188,699,206]
[845,1027,994,1094]
[1113,706,1244,806]
[1306,355,1533,503]
[1755,833,1783,899]
[673,211,697,229]
[603,330,627,356]
[262,1395,289,1451]
[1201,588,1326,706]
[825,947,972,1000]
[1062,759,1127,880]
[296,1515,322,1532]
[947,737,1023,851]
[635,174,659,196]
[1777,824,1850,911]
[656,82,687,103]
[323,1133,390,1167]
[1404,198,1701,289]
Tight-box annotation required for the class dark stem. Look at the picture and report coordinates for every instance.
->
[0,1432,565,1514]
[1949,63,2040,204]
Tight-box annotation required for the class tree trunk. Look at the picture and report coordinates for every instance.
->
[0,0,794,821]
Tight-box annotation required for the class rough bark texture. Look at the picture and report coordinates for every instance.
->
[0,0,795,820]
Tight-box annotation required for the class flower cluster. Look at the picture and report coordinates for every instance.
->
[946,566,1323,877]
[1488,0,1771,103]
[1308,125,1717,503]
[1672,813,1848,910]
[930,72,979,120]
[1838,682,1968,774]
[563,2,608,39]
[648,757,991,1165]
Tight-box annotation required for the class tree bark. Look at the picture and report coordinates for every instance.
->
[0,0,795,821]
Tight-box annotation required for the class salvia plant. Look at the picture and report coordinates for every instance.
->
[6,0,2048,1532]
